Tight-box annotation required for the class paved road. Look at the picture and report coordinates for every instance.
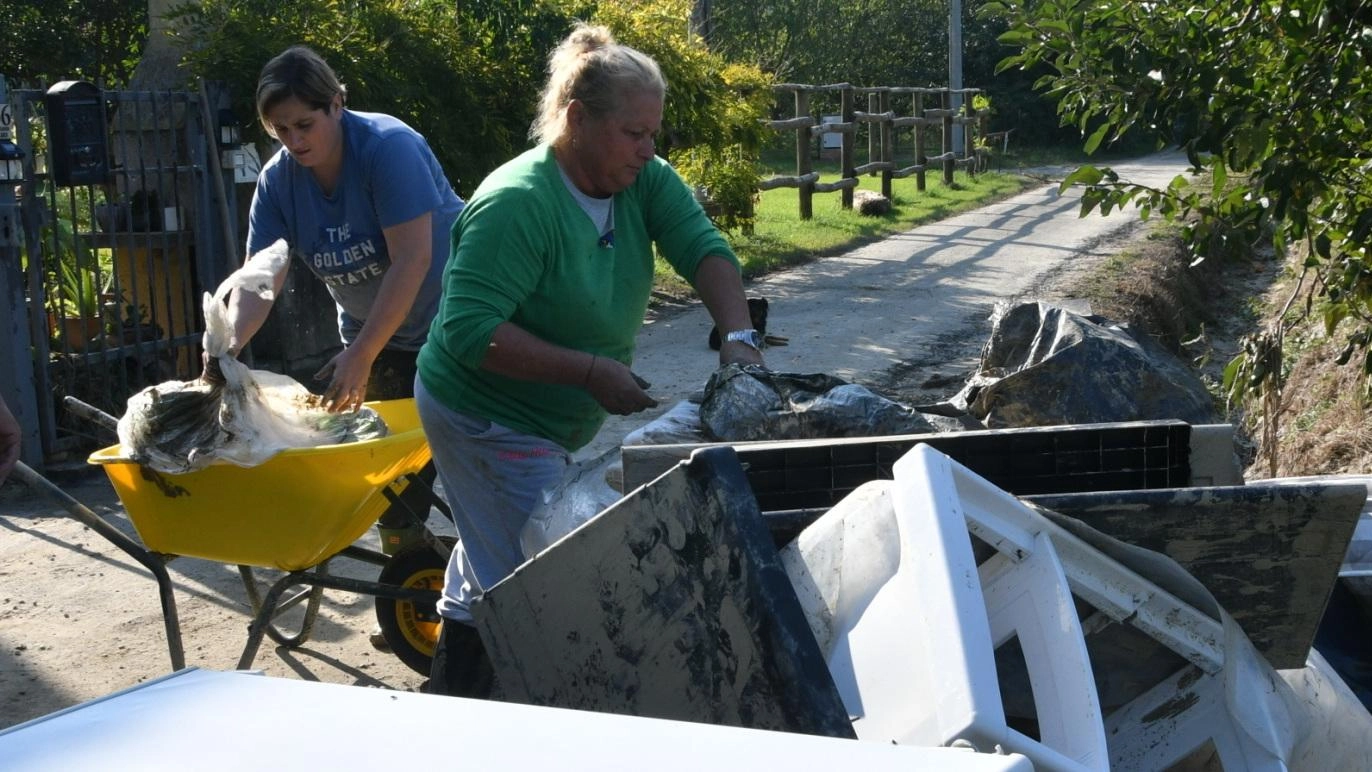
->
[0,150,1193,728]
[585,149,1192,460]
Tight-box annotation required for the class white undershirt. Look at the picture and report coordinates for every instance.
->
[557,164,615,245]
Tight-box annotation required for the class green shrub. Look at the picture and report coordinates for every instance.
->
[673,144,760,234]
[167,0,570,195]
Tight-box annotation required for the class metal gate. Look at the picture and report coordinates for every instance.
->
[1,78,239,468]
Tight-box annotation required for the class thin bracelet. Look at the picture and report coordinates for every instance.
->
[583,354,597,389]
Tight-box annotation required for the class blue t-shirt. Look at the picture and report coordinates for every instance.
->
[247,109,464,350]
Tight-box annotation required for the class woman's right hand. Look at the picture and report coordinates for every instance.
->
[200,346,237,386]
[585,355,658,415]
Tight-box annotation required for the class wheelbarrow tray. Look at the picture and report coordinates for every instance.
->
[88,399,431,571]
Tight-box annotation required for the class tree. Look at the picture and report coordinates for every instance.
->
[985,0,1372,398]
[0,0,147,85]
[704,0,1071,144]
[167,0,771,216]
[167,0,569,195]
[707,0,944,87]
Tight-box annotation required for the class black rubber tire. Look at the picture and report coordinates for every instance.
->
[375,537,453,675]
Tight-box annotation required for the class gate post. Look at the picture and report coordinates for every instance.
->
[0,77,43,470]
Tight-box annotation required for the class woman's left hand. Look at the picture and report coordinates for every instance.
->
[315,347,375,413]
[585,356,659,415]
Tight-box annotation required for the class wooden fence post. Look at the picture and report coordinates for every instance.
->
[758,81,986,218]
[879,89,893,200]
[840,86,855,210]
[941,89,955,185]
[866,91,879,176]
[796,88,813,220]
[963,90,977,177]
[914,91,927,192]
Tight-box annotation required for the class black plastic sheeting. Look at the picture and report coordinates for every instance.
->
[700,364,937,442]
[951,301,1219,428]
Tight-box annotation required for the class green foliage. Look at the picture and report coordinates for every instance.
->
[27,187,102,320]
[589,0,772,158]
[50,217,100,319]
[673,144,760,233]
[987,0,1372,393]
[704,0,1076,146]
[707,0,944,86]
[166,0,771,198]
[167,0,575,195]
[0,0,146,85]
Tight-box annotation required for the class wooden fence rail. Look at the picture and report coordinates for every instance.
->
[761,83,986,220]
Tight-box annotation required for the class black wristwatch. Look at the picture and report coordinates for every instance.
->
[723,328,764,351]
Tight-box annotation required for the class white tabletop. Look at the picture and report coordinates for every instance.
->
[0,668,1034,771]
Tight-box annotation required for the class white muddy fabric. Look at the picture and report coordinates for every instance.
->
[517,401,707,558]
[117,239,385,473]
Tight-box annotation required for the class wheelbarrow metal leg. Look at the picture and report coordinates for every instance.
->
[238,564,326,648]
[237,570,441,670]
[238,569,309,670]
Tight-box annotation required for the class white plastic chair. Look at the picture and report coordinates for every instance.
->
[896,444,1299,771]
[1103,658,1290,771]
[781,464,1109,771]
[782,442,1306,771]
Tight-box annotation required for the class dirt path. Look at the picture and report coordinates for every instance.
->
[0,151,1207,729]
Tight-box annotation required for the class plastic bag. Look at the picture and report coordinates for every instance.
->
[117,240,387,473]
[519,447,623,559]
[950,301,1218,428]
[699,364,936,442]
[621,400,706,448]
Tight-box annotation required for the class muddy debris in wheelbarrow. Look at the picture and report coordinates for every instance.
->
[119,239,388,474]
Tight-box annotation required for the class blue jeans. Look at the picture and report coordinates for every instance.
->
[415,377,570,621]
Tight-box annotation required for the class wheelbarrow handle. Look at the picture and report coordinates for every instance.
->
[62,396,119,434]
[10,461,186,671]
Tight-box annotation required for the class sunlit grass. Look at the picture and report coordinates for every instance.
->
[655,164,1035,296]
[739,169,1028,276]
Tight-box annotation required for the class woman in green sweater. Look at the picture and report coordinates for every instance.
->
[416,23,764,697]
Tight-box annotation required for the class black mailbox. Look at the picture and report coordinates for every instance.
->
[45,80,110,186]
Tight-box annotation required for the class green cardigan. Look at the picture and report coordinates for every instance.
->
[418,145,738,451]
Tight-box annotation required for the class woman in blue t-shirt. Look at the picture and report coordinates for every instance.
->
[218,45,465,651]
[224,45,464,414]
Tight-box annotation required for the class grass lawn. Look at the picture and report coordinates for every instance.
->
[654,153,1037,297]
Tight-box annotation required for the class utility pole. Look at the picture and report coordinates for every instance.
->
[949,0,964,154]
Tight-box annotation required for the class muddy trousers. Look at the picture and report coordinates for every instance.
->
[427,618,495,698]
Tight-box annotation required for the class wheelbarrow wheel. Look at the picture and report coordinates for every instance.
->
[375,537,453,675]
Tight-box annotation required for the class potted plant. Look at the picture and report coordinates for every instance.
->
[42,215,104,348]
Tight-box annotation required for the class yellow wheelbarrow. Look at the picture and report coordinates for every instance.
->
[20,398,451,676]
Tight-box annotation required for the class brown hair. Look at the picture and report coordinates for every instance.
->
[255,46,347,135]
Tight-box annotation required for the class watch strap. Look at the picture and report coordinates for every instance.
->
[723,328,764,349]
